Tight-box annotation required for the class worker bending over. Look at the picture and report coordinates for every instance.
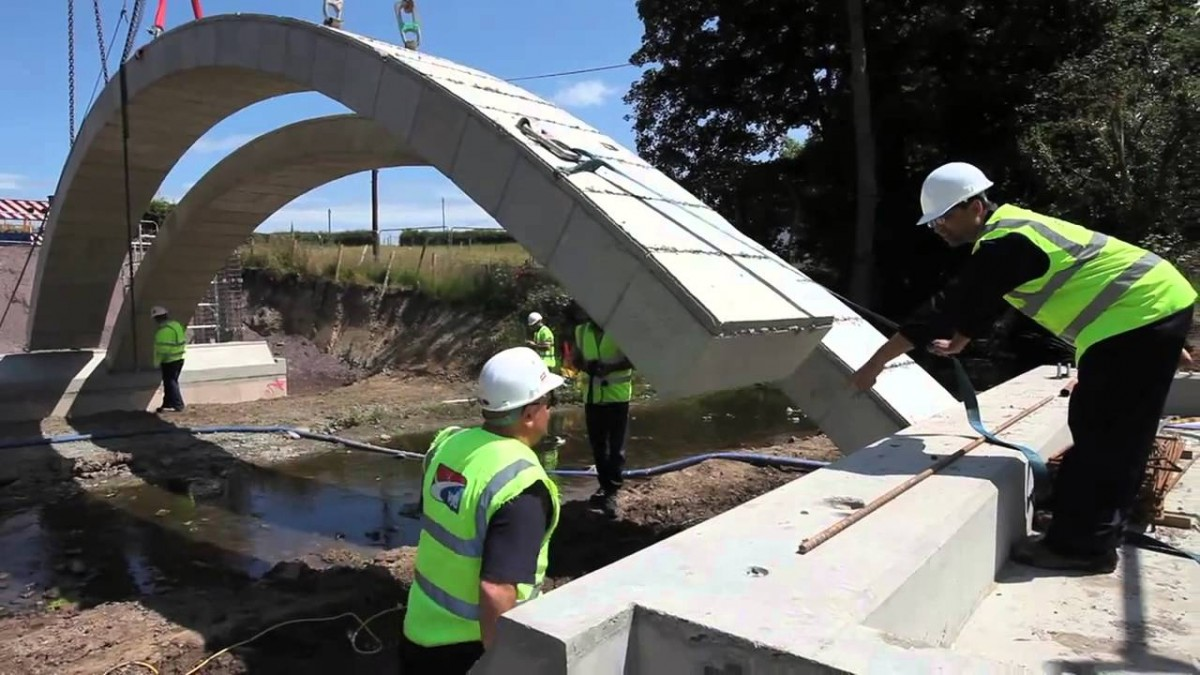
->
[151,305,187,413]
[402,347,563,674]
[850,162,1196,574]
[526,311,557,373]
[571,309,634,519]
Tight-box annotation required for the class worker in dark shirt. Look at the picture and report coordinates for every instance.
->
[850,162,1196,574]
[401,347,563,673]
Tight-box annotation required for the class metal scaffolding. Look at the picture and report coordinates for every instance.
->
[118,221,245,344]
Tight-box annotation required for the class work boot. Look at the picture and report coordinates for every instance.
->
[601,493,619,520]
[1011,535,1118,574]
[588,488,606,508]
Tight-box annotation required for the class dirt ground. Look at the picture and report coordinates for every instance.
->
[0,368,839,674]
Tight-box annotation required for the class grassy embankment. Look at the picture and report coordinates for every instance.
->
[237,236,658,399]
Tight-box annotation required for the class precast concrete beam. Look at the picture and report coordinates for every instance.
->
[105,114,420,371]
[33,14,953,437]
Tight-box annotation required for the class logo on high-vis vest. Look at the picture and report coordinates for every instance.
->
[431,464,468,513]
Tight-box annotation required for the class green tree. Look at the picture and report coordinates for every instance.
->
[625,0,1113,315]
[1018,0,1199,273]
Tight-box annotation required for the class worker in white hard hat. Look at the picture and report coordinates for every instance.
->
[525,311,558,373]
[150,305,187,413]
[402,346,564,673]
[849,161,1196,574]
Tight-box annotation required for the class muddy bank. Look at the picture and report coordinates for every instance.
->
[0,435,836,674]
[243,269,519,392]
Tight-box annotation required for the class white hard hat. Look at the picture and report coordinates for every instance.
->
[150,305,169,318]
[477,347,564,412]
[527,311,543,326]
[916,162,994,226]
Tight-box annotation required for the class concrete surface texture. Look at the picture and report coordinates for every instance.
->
[479,366,1197,673]
[953,450,1198,673]
[0,342,286,421]
[105,114,420,372]
[29,13,953,448]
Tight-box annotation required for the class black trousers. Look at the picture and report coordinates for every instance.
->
[400,636,483,674]
[585,402,630,495]
[1046,306,1193,556]
[160,359,185,409]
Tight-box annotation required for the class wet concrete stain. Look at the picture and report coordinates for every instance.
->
[0,386,815,615]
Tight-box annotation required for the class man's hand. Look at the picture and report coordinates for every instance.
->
[479,580,518,649]
[929,333,971,357]
[849,360,884,392]
[1181,347,1195,372]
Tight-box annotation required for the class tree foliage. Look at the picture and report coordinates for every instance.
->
[624,0,1198,322]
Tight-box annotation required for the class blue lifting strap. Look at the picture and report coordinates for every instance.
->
[950,357,1052,500]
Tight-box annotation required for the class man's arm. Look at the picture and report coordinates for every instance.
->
[851,235,1050,389]
[478,483,550,649]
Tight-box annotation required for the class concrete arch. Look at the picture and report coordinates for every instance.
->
[105,114,419,371]
[31,14,954,449]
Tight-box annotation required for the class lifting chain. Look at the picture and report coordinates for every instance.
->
[395,0,420,50]
[122,0,146,61]
[92,0,110,82]
[68,0,77,144]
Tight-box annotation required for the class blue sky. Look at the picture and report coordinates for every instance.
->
[0,0,648,233]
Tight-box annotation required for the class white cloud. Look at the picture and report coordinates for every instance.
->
[551,80,618,108]
[0,173,24,190]
[259,197,500,232]
[190,133,258,154]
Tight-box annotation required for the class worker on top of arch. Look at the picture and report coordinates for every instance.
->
[850,161,1196,574]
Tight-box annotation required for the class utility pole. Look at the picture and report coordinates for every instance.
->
[327,208,332,235]
[371,169,380,260]
[442,197,450,246]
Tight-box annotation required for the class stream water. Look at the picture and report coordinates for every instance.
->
[0,387,818,612]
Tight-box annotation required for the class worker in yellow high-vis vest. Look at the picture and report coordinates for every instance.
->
[150,305,187,413]
[570,310,634,519]
[525,311,557,373]
[850,162,1196,575]
[402,346,564,674]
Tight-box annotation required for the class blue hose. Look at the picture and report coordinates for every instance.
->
[1163,422,1200,430]
[0,425,829,477]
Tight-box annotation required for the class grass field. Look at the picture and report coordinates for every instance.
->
[238,238,537,302]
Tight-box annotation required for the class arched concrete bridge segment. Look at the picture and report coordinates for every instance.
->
[30,14,954,446]
[105,114,420,371]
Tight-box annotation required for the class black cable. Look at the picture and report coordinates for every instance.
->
[504,62,635,83]
[119,63,139,368]
[84,8,128,113]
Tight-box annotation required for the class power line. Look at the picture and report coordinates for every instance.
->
[504,62,636,83]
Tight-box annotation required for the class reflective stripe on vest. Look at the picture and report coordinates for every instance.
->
[575,323,633,404]
[403,427,561,647]
[975,205,1197,360]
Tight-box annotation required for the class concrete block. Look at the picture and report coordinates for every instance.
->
[652,250,806,326]
[545,208,641,324]
[256,22,290,76]
[310,35,349,101]
[494,160,574,262]
[338,49,384,118]
[408,84,469,170]
[282,27,318,85]
[372,65,425,145]
[776,350,908,452]
[450,117,520,214]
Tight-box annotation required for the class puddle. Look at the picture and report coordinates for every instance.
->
[0,386,816,611]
